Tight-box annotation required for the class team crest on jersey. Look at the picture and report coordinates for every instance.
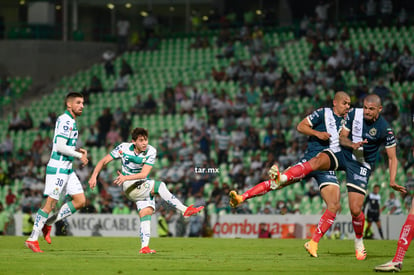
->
[52,187,59,196]
[369,128,377,136]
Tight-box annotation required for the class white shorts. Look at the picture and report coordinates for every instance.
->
[123,179,155,201]
[44,172,84,200]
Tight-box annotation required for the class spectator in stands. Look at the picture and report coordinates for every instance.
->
[116,17,130,53]
[314,0,332,26]
[8,111,23,131]
[106,123,122,147]
[361,0,377,27]
[112,72,129,93]
[120,59,133,77]
[143,94,157,114]
[216,41,235,59]
[381,192,403,215]
[162,84,176,114]
[260,201,275,214]
[5,188,16,206]
[397,7,408,28]
[325,23,338,41]
[104,58,115,78]
[97,108,113,147]
[211,67,226,82]
[40,112,57,131]
[215,127,231,165]
[21,111,33,130]
[180,94,194,115]
[399,92,411,127]
[225,61,239,81]
[143,10,158,43]
[0,133,13,160]
[174,81,186,102]
[382,99,399,123]
[30,134,44,166]
[112,201,131,214]
[119,112,131,141]
[88,75,103,94]
[394,47,414,82]
[379,0,393,26]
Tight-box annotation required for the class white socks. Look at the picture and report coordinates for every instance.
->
[157,182,187,213]
[140,215,151,248]
[27,209,49,241]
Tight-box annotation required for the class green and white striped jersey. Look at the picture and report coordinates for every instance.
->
[110,143,156,176]
[46,110,79,174]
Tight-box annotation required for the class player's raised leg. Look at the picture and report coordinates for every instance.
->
[153,180,204,217]
[229,178,279,208]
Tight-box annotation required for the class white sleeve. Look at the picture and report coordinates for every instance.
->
[56,137,83,159]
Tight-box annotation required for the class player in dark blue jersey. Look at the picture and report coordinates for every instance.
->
[256,94,403,261]
[229,91,351,254]
[339,94,404,260]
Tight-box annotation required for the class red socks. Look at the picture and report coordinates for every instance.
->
[312,209,336,242]
[393,214,414,263]
[284,162,313,183]
[242,180,272,201]
[352,212,365,239]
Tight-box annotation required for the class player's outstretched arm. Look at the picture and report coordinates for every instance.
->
[89,154,113,190]
[386,146,407,194]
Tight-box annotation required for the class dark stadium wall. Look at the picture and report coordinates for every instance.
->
[0,40,116,86]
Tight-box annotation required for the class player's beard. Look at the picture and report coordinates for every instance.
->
[73,109,83,117]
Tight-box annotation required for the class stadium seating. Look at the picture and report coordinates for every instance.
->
[2,24,413,216]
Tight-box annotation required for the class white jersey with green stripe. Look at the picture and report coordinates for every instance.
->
[110,143,156,177]
[46,110,79,174]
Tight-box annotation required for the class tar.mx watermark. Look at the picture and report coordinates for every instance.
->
[194,167,220,174]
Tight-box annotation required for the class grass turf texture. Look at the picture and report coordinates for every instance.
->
[1,237,412,274]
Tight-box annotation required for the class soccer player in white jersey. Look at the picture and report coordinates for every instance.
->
[25,92,89,253]
[88,127,204,254]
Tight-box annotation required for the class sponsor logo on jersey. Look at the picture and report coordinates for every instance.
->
[369,128,377,136]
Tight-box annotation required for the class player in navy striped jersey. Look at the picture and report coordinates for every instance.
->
[264,94,404,260]
[89,127,203,254]
[229,91,351,255]
[25,92,88,253]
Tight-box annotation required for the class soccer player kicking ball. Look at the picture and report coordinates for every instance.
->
[374,188,413,273]
[25,92,89,253]
[89,127,204,254]
[230,91,351,257]
[230,94,401,261]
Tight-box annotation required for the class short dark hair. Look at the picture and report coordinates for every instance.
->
[64,92,83,108]
[131,127,148,140]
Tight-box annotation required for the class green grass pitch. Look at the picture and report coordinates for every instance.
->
[0,236,412,274]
